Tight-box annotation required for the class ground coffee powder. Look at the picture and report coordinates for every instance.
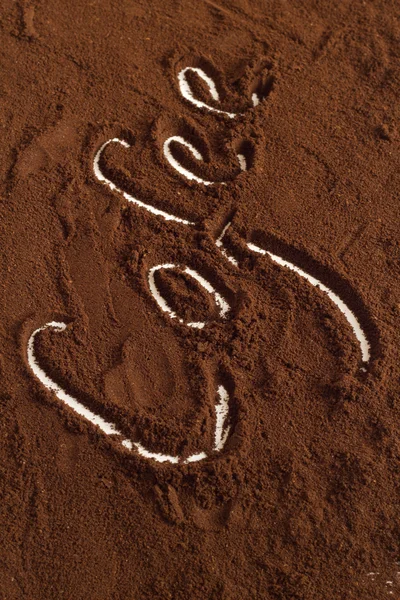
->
[1,0,400,598]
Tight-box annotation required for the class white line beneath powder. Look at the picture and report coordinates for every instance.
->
[214,384,230,451]
[237,153,247,171]
[247,243,370,363]
[212,217,371,365]
[163,135,247,187]
[28,322,120,435]
[148,264,230,328]
[215,222,238,266]
[28,322,231,464]
[163,136,214,186]
[178,67,236,118]
[93,138,194,225]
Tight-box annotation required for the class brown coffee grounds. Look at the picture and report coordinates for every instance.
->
[1,0,400,598]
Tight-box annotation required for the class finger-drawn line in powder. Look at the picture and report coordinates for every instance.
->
[213,227,371,364]
[178,67,236,118]
[28,322,120,435]
[178,65,270,116]
[163,135,249,185]
[250,63,275,107]
[28,322,232,464]
[237,153,247,171]
[214,384,230,451]
[94,138,194,224]
[247,243,370,363]
[213,137,246,266]
[163,136,215,185]
[215,222,238,266]
[148,264,230,328]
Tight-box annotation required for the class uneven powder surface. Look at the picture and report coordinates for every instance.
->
[1,0,400,598]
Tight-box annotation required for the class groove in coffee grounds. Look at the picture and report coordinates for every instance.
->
[28,322,232,464]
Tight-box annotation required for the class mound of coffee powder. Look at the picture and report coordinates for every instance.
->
[1,0,399,598]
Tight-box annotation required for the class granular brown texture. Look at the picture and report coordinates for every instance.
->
[1,1,400,598]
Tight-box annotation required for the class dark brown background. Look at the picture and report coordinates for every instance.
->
[0,1,399,598]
